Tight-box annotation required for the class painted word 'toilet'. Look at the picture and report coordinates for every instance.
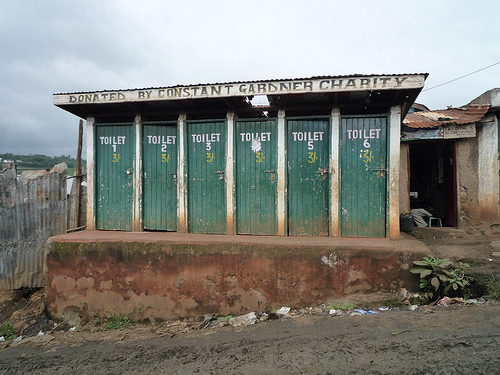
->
[147,135,176,144]
[100,136,126,145]
[346,129,381,139]
[191,133,221,143]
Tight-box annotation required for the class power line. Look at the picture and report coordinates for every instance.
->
[422,61,500,92]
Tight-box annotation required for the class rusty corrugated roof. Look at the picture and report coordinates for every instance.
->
[403,104,490,129]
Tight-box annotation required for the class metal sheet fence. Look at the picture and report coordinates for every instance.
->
[0,163,67,290]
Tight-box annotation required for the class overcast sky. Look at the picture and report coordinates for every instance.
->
[1,0,499,158]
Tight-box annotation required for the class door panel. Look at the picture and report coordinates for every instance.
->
[187,121,226,234]
[340,116,387,237]
[143,124,178,231]
[236,120,278,235]
[95,124,135,231]
[287,119,329,236]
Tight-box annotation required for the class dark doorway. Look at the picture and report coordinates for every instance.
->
[409,141,457,227]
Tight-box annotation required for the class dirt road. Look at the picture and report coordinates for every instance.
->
[1,303,499,375]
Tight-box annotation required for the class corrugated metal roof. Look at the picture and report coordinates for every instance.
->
[403,104,490,129]
[54,73,429,95]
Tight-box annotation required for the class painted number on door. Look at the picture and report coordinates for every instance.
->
[239,132,271,162]
[191,133,221,163]
[100,136,126,162]
[345,128,381,165]
[147,135,176,163]
[291,131,325,151]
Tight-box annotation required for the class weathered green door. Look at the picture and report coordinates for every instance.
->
[287,119,329,236]
[236,120,277,235]
[95,124,135,231]
[143,123,177,231]
[187,121,226,234]
[340,116,387,237]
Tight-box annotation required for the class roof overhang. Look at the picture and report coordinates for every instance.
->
[54,74,428,120]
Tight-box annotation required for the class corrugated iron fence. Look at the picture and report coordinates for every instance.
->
[0,163,67,289]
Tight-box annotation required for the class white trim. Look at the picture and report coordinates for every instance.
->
[389,106,401,238]
[86,117,95,230]
[226,112,235,234]
[330,108,340,237]
[54,75,427,105]
[133,115,142,231]
[277,110,287,236]
[177,113,187,233]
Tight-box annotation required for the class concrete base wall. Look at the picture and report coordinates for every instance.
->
[47,237,425,320]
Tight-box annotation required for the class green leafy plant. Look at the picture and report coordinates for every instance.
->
[329,302,355,311]
[485,275,500,300]
[411,255,474,301]
[0,322,17,341]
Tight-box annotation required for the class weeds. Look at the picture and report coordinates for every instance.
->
[94,314,136,331]
[76,303,151,332]
[78,312,136,332]
[329,302,355,311]
[485,275,500,300]
[383,298,406,308]
[0,322,17,341]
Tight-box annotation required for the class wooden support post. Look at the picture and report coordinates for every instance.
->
[330,108,340,237]
[277,110,286,236]
[86,117,95,230]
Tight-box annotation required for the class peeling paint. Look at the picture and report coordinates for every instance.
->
[320,253,345,268]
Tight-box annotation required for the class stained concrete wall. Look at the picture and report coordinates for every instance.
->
[46,236,426,321]
[477,120,499,223]
[458,122,500,229]
[458,137,480,227]
[399,143,411,213]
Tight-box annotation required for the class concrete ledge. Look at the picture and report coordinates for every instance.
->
[46,231,429,320]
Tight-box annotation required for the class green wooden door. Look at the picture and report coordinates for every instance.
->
[187,121,226,234]
[340,116,387,237]
[95,124,135,231]
[287,119,329,236]
[236,120,277,235]
[143,124,177,231]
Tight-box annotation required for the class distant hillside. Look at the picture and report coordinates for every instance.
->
[0,153,85,175]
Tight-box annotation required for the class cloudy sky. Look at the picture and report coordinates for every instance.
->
[1,0,499,158]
